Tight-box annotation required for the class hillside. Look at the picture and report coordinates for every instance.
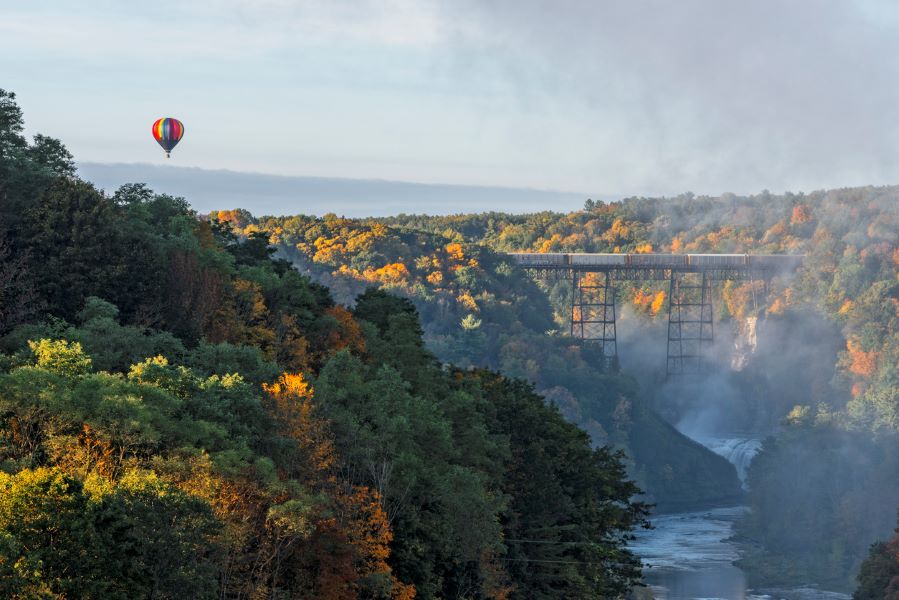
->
[379,191,899,590]
[0,89,651,599]
[224,188,899,590]
[216,210,744,510]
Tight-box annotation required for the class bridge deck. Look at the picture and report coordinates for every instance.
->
[507,252,803,273]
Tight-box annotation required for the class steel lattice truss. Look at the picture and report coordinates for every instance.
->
[506,253,802,376]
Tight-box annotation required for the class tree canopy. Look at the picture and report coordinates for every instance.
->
[0,89,651,599]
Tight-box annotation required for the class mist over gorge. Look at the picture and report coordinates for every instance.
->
[237,187,898,595]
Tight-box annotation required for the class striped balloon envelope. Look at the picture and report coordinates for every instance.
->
[151,118,184,158]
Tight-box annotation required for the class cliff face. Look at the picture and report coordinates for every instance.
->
[731,316,759,371]
[627,408,744,511]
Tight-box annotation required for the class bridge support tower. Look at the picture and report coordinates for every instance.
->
[667,272,714,377]
[571,271,618,369]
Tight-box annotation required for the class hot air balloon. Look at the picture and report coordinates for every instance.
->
[152,118,184,158]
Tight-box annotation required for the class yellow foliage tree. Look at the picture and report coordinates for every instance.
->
[458,292,479,312]
[313,236,347,263]
[650,291,666,316]
[604,218,630,242]
[536,234,562,253]
[445,242,465,261]
[364,263,410,285]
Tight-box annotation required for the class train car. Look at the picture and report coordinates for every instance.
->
[508,252,567,267]
[686,254,749,267]
[627,253,689,267]
[568,253,627,267]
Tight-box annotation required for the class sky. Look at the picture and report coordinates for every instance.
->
[5,0,899,212]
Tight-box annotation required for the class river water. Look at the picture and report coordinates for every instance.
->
[630,436,852,600]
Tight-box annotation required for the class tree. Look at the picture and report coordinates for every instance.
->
[27,134,75,178]
[28,339,92,377]
[464,371,650,599]
[0,468,100,598]
[854,512,899,600]
[88,470,222,600]
[20,178,127,319]
[0,89,26,157]
[0,467,221,600]
[0,238,38,334]
[263,372,414,599]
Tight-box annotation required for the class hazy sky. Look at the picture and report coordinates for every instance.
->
[5,0,899,198]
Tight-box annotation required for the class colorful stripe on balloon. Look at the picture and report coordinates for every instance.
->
[152,117,185,154]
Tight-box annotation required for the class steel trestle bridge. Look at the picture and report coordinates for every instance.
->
[507,253,803,376]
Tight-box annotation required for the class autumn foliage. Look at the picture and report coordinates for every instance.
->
[263,373,414,599]
[846,339,880,377]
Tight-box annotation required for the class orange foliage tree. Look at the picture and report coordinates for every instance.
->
[324,306,367,356]
[846,339,880,377]
[263,373,415,599]
[364,263,410,286]
[722,280,766,320]
[791,204,813,225]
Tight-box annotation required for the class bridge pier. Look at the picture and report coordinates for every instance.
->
[570,270,618,368]
[667,271,714,377]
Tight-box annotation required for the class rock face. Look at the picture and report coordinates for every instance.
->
[731,316,758,371]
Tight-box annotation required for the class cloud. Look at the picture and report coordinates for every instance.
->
[431,0,899,193]
[0,0,446,63]
[7,1,899,196]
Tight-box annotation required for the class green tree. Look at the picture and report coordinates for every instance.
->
[26,134,75,178]
[463,371,650,599]
[86,470,222,600]
[0,467,221,600]
[0,468,100,598]
[854,512,899,600]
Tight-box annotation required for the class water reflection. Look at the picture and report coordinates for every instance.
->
[630,506,850,600]
[632,506,751,599]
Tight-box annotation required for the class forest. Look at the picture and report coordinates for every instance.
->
[0,90,652,599]
[369,195,897,593]
[225,182,898,592]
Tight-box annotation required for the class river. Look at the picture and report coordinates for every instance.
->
[630,436,853,600]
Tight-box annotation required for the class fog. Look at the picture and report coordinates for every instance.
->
[613,284,842,438]
[77,162,586,217]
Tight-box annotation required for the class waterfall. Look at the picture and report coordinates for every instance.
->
[698,436,763,487]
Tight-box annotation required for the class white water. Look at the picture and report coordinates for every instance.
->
[697,436,763,486]
[631,436,851,600]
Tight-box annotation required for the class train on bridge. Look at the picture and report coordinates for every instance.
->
[508,252,803,271]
